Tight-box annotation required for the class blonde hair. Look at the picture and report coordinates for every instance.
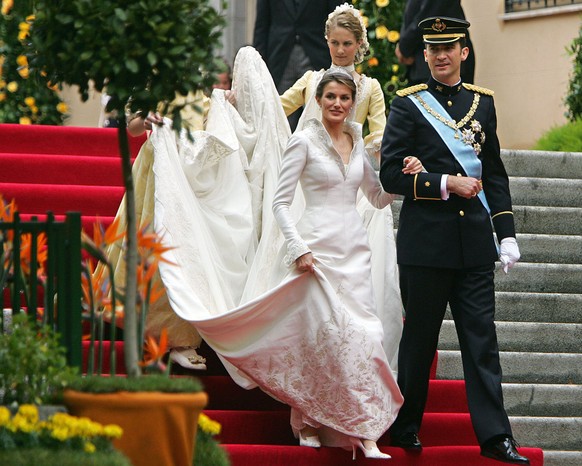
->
[325,4,369,64]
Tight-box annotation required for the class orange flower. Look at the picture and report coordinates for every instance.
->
[368,57,379,67]
[140,327,168,371]
[19,232,48,277]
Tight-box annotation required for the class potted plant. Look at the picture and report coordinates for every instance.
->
[0,404,130,466]
[21,2,227,465]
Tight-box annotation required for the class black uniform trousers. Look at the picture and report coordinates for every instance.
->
[391,263,513,445]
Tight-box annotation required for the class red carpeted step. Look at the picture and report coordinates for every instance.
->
[0,153,125,186]
[200,376,468,413]
[223,444,544,466]
[206,410,480,447]
[0,182,124,216]
[18,213,115,236]
[0,123,146,157]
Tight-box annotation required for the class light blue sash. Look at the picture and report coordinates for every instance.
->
[409,90,491,215]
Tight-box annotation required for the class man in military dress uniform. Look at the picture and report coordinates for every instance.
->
[380,17,530,464]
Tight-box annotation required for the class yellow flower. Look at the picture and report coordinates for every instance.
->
[0,93,5,102]
[356,65,363,74]
[26,14,35,22]
[19,116,32,125]
[388,30,400,43]
[1,0,13,15]
[391,75,399,83]
[24,96,35,106]
[84,442,97,454]
[19,22,31,32]
[375,25,389,40]
[368,57,379,67]
[103,424,123,439]
[376,0,389,7]
[7,81,18,92]
[17,67,30,79]
[0,79,5,89]
[361,14,368,28]
[18,30,28,41]
[0,406,11,426]
[392,64,399,73]
[198,413,221,435]
[18,404,39,422]
[57,102,69,114]
[16,55,28,67]
[31,105,39,114]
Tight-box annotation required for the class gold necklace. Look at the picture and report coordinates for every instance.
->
[413,93,480,139]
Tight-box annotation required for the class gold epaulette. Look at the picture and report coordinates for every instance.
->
[396,84,428,97]
[462,83,494,96]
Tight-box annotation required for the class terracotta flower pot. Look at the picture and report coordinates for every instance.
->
[64,390,208,466]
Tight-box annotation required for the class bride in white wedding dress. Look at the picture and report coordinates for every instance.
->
[150,48,426,455]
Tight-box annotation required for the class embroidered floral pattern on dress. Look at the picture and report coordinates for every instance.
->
[239,301,396,440]
[304,119,362,179]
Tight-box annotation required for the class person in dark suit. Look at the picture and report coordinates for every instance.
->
[396,0,475,84]
[380,17,530,465]
[253,0,343,129]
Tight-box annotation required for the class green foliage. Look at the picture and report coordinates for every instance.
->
[0,313,78,405]
[0,448,131,466]
[353,0,407,110]
[194,431,230,466]
[533,119,582,152]
[0,0,66,124]
[565,22,582,122]
[28,0,227,130]
[68,374,203,394]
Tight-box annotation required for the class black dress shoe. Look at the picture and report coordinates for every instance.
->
[481,437,530,464]
[390,432,422,450]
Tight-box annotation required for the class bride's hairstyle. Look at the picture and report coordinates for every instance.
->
[325,3,369,64]
[316,69,357,101]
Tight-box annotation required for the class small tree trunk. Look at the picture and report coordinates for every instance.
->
[117,116,141,377]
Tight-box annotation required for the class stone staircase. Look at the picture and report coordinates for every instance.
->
[392,149,582,466]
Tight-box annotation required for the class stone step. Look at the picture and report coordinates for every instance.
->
[502,383,582,418]
[494,262,582,294]
[439,321,582,353]
[474,292,582,324]
[391,202,582,236]
[516,233,582,265]
[509,177,582,208]
[510,416,582,452]
[543,451,582,466]
[436,350,582,384]
[513,205,582,236]
[501,149,582,180]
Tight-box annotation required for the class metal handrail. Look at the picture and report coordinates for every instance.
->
[0,211,82,368]
[505,0,582,12]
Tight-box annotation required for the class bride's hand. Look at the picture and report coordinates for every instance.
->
[224,90,236,106]
[295,253,314,273]
[402,156,424,175]
[144,112,164,131]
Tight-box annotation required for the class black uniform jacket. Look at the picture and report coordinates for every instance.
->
[379,78,515,269]
[252,0,343,87]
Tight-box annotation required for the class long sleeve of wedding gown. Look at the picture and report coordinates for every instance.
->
[272,134,310,266]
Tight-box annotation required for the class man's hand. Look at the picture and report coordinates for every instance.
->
[446,175,482,199]
[499,237,520,273]
[395,44,414,65]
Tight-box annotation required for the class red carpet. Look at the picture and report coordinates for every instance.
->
[0,124,544,465]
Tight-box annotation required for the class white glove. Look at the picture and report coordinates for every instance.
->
[499,237,520,274]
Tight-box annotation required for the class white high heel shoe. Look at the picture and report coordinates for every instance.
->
[299,429,321,448]
[350,438,391,460]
